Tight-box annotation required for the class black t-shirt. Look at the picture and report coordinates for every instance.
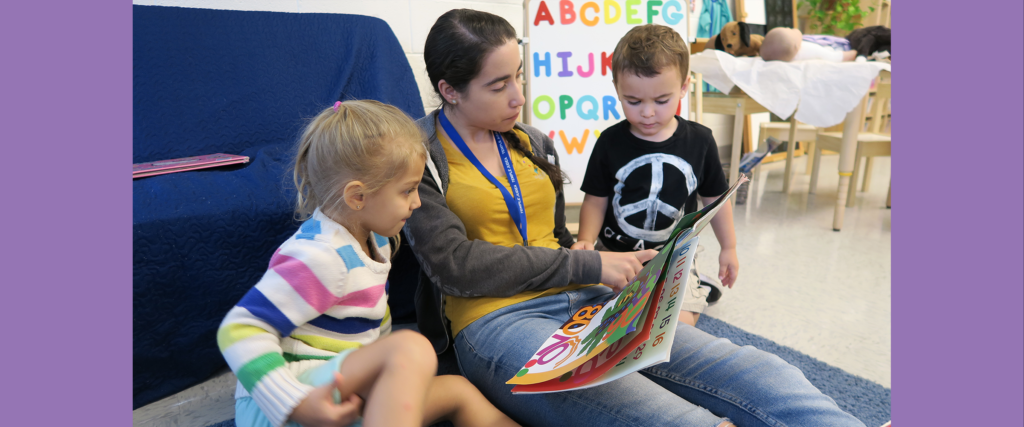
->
[581,116,729,251]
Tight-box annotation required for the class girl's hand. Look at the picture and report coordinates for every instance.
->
[290,372,364,427]
[599,250,658,292]
[718,248,739,288]
[570,241,595,250]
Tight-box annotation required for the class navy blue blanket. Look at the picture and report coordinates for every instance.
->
[133,6,424,408]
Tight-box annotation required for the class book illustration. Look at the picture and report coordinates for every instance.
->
[133,153,249,179]
[675,174,749,238]
[511,231,698,394]
[510,286,659,394]
[582,233,697,387]
[506,246,672,386]
[508,175,746,392]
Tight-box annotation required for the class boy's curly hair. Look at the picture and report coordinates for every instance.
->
[611,24,690,85]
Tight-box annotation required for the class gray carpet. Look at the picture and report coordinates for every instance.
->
[207,315,890,427]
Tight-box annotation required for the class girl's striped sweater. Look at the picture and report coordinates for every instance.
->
[217,209,392,427]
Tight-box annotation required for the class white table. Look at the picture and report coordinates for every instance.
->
[691,51,890,231]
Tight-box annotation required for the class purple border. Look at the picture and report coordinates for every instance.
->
[5,0,1022,424]
[894,0,1023,425]
[2,1,130,424]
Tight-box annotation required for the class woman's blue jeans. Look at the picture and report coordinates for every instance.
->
[453,285,865,427]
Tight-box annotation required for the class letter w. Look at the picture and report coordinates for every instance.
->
[558,129,589,154]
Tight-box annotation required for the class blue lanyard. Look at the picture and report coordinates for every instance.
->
[439,110,528,246]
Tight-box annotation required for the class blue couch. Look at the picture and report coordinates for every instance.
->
[133,6,425,409]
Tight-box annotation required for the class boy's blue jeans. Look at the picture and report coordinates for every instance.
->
[454,285,865,427]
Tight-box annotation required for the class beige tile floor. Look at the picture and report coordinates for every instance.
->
[133,154,892,426]
[701,155,891,389]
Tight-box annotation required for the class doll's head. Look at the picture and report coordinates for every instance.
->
[761,27,803,62]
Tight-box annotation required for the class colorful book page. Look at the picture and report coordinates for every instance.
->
[506,245,673,385]
[574,233,698,389]
[511,269,666,394]
[673,175,748,238]
[512,232,699,394]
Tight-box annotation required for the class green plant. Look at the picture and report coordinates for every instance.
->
[801,0,875,35]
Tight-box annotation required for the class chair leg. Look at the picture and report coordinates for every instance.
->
[804,140,816,175]
[886,181,891,208]
[782,118,798,193]
[846,148,863,208]
[862,156,874,192]
[809,146,823,194]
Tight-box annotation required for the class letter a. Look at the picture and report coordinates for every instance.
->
[534,1,555,26]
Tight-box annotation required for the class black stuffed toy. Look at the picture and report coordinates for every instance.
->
[846,26,891,58]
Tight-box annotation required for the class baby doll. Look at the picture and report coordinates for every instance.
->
[761,27,858,62]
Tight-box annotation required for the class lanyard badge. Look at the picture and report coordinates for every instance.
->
[439,110,529,246]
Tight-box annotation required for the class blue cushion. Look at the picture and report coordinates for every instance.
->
[133,5,425,408]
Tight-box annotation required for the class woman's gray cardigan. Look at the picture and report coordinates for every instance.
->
[405,110,603,354]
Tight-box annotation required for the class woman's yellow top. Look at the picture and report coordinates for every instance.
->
[438,128,591,336]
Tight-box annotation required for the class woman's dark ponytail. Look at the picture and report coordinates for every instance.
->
[502,130,567,193]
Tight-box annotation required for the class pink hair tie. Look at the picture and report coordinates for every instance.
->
[333,101,342,112]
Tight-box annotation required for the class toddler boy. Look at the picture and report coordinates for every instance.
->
[573,24,738,326]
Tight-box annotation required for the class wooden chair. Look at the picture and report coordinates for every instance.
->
[688,72,704,124]
[759,118,820,192]
[810,71,891,207]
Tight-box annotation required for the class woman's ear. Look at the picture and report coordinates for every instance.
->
[739,22,751,47]
[342,181,367,210]
[438,79,458,105]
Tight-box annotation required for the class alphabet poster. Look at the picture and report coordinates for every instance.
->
[524,0,690,203]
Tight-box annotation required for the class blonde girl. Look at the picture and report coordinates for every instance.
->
[218,100,518,427]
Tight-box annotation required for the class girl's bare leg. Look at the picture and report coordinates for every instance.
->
[421,375,519,427]
[333,330,437,427]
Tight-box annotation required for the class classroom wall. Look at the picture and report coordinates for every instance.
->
[133,0,740,155]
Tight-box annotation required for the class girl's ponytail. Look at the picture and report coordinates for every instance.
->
[291,100,426,223]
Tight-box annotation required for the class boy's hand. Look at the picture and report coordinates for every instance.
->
[599,250,658,292]
[718,248,739,288]
[571,241,595,250]
[290,372,363,427]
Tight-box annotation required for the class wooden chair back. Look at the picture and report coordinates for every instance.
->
[863,70,891,134]
[689,72,704,124]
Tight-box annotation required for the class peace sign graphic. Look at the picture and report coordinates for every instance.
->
[611,153,697,242]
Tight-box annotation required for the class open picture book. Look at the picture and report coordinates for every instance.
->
[507,174,749,394]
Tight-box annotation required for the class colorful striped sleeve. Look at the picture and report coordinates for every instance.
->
[217,239,351,427]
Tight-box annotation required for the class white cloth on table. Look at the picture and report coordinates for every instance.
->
[690,50,891,127]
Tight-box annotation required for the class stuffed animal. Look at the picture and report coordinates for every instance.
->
[845,26,891,58]
[708,21,763,57]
